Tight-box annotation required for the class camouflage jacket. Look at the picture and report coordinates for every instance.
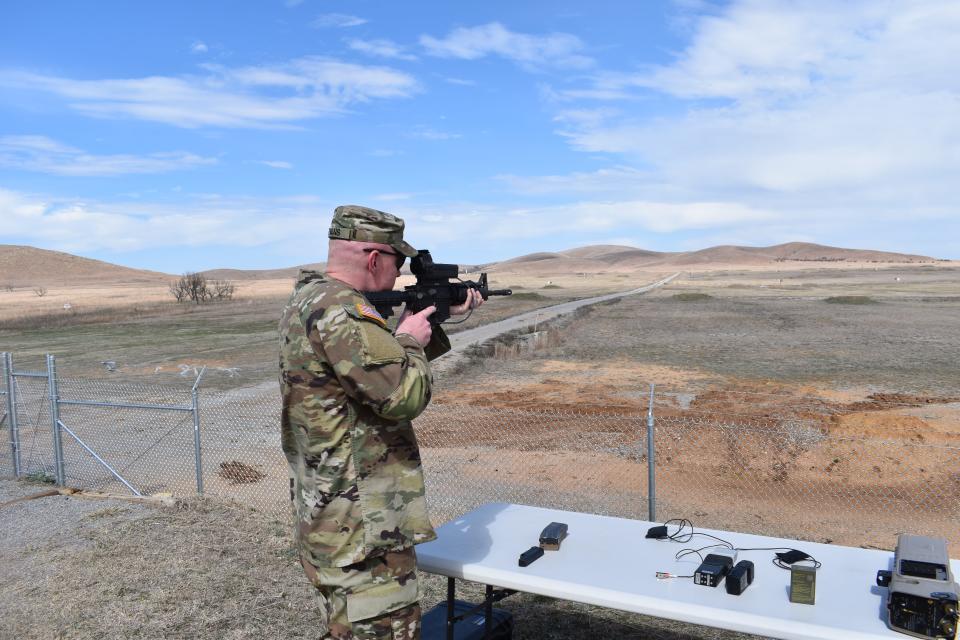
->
[279,270,449,568]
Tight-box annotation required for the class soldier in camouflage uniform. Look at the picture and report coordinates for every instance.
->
[279,205,482,639]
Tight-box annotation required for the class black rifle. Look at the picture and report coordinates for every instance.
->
[365,250,512,325]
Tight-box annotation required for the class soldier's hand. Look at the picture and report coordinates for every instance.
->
[450,289,484,316]
[396,305,436,347]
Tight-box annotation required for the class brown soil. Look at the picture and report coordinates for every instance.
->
[218,461,267,485]
[429,363,960,552]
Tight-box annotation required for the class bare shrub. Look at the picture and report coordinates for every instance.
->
[169,279,188,302]
[1,284,13,292]
[210,279,236,301]
[170,273,236,304]
[33,286,47,297]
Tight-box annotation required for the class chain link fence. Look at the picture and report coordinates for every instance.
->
[54,377,200,496]
[3,352,958,551]
[0,355,9,477]
[2,354,54,481]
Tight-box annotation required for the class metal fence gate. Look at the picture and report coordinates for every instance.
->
[1,353,205,496]
[2,352,53,481]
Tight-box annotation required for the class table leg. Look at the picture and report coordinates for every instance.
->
[484,584,493,639]
[446,577,455,640]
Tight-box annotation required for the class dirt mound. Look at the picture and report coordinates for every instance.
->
[846,393,960,411]
[217,461,266,485]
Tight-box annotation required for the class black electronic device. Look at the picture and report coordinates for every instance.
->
[519,546,545,567]
[876,534,959,639]
[695,553,735,587]
[646,525,669,539]
[539,522,569,550]
[726,560,755,595]
[421,599,513,640]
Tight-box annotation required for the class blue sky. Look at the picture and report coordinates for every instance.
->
[1,0,958,272]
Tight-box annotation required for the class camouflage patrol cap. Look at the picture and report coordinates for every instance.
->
[329,205,417,258]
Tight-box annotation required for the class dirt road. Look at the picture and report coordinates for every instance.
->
[443,272,679,354]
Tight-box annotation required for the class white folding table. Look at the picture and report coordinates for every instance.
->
[416,503,960,640]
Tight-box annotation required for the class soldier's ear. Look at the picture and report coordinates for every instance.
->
[365,249,379,273]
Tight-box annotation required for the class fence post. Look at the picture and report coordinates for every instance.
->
[647,383,656,522]
[191,368,206,494]
[4,352,21,477]
[47,354,66,486]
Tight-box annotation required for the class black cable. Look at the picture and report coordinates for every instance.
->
[663,518,736,548]
[442,279,476,325]
[674,543,733,563]
[657,519,822,570]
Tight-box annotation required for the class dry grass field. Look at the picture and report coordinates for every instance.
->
[1,480,774,640]
[2,245,959,639]
[0,270,648,389]
[428,263,960,552]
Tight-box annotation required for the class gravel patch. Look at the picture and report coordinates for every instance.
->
[0,478,764,639]
[0,479,155,554]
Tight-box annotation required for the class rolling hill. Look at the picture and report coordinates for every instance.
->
[0,245,171,287]
[0,242,941,286]
[486,242,938,274]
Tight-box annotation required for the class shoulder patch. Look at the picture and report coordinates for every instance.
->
[343,302,387,328]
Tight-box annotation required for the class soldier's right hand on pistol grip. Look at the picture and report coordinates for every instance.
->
[396,305,436,347]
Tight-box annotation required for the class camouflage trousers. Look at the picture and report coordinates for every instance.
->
[302,547,422,639]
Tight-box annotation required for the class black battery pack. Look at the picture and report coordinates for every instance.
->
[421,599,514,640]
[726,560,755,595]
[695,553,734,587]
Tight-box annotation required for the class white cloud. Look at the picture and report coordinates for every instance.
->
[258,160,293,170]
[373,192,414,201]
[0,188,332,253]
[311,13,367,28]
[4,185,953,261]
[347,38,417,61]
[0,57,417,128]
[190,41,208,54]
[407,127,461,141]
[542,0,960,250]
[636,0,960,101]
[0,187,769,255]
[488,200,775,236]
[0,135,216,176]
[420,22,593,70]
[497,166,652,195]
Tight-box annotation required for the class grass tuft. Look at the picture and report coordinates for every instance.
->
[672,292,713,302]
[24,470,56,484]
[824,295,877,305]
[509,292,548,301]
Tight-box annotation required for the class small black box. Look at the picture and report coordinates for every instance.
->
[421,599,514,640]
[519,546,544,567]
[695,554,734,587]
[726,560,755,595]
